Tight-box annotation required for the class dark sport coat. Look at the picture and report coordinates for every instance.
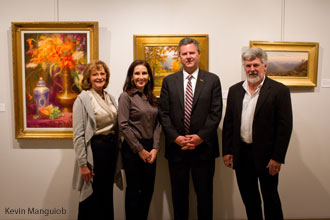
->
[222,76,293,171]
[159,70,223,162]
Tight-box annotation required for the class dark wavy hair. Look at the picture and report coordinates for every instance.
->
[123,60,157,106]
[81,60,110,90]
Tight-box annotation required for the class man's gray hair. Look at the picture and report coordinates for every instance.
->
[242,48,268,65]
[178,37,200,54]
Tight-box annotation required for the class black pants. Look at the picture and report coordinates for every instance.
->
[122,139,156,220]
[168,157,215,220]
[78,134,117,220]
[235,142,283,220]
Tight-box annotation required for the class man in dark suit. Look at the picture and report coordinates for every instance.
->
[159,38,222,220]
[222,48,293,220]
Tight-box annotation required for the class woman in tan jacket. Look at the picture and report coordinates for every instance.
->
[72,60,118,220]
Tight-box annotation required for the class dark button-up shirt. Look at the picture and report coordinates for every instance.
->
[118,90,161,153]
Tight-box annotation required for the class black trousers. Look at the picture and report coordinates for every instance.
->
[122,139,156,220]
[78,134,117,220]
[168,157,215,220]
[235,142,283,220]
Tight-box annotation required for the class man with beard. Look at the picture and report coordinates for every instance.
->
[222,48,293,220]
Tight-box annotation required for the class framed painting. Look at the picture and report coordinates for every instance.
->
[250,41,319,87]
[12,22,98,139]
[134,35,209,97]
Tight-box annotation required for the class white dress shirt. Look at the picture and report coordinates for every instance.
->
[240,78,265,144]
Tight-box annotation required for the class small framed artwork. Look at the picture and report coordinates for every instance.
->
[134,35,209,97]
[250,41,319,87]
[12,22,99,139]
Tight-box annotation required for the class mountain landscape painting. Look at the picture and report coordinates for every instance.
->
[266,51,308,77]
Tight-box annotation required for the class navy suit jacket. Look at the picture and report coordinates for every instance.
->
[159,70,223,162]
[222,77,293,171]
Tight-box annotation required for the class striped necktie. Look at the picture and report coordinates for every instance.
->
[184,75,193,134]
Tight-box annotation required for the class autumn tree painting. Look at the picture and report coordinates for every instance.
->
[144,46,181,92]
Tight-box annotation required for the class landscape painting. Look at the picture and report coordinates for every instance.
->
[250,41,319,87]
[144,46,181,89]
[266,51,308,77]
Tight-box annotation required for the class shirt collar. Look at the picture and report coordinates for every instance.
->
[242,76,266,94]
[132,89,147,100]
[132,88,143,95]
[183,68,199,80]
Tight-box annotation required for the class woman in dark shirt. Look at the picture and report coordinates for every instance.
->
[118,60,161,220]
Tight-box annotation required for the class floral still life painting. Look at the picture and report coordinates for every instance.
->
[24,33,87,128]
[12,22,98,138]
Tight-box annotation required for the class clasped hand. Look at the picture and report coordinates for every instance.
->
[138,149,158,164]
[175,135,203,150]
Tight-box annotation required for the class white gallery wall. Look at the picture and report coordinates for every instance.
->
[0,0,330,219]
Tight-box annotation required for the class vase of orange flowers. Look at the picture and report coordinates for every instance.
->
[26,33,86,113]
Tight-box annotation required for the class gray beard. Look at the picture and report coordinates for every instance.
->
[247,71,263,84]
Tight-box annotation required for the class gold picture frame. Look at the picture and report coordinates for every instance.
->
[134,35,209,97]
[250,41,319,87]
[12,21,99,139]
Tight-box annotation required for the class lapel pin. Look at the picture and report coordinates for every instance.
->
[200,79,204,82]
